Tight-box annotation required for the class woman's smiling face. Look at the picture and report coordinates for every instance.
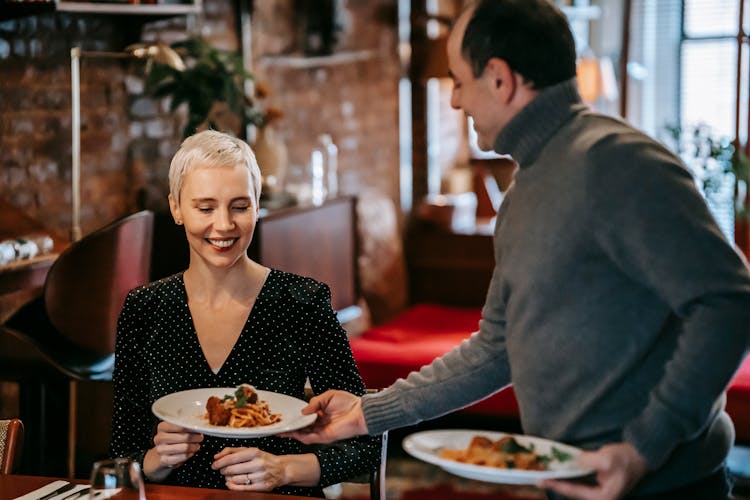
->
[170,163,258,270]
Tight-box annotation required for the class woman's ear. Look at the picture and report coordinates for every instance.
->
[168,194,182,225]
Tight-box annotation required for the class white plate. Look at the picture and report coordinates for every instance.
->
[151,387,317,438]
[402,429,593,485]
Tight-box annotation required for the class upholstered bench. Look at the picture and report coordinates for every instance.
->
[350,304,519,418]
[728,357,750,443]
[350,304,750,442]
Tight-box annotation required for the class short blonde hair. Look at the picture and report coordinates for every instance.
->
[168,130,262,206]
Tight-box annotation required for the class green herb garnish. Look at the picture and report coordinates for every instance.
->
[551,446,573,462]
[500,438,533,455]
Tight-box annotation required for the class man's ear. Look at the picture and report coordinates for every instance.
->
[485,57,516,103]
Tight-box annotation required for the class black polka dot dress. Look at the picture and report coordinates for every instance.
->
[110,269,381,497]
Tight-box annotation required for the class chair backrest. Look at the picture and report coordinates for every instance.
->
[44,211,154,356]
[0,419,24,474]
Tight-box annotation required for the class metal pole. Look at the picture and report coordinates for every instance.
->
[69,48,139,242]
[70,47,82,242]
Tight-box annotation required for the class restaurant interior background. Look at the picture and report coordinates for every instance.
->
[1,0,750,494]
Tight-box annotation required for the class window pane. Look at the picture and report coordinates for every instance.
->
[685,0,739,37]
[627,0,682,137]
[681,39,737,138]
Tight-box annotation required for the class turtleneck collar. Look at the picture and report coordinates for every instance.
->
[493,77,585,167]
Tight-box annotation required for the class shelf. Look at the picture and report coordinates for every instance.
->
[260,50,374,70]
[0,0,200,21]
[0,1,56,21]
[56,1,200,15]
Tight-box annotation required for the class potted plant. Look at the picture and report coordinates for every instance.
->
[145,37,277,138]
[664,124,750,255]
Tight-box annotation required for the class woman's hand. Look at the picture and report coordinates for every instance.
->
[540,442,648,500]
[213,447,321,491]
[143,421,203,481]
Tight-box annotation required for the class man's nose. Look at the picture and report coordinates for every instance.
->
[450,90,460,110]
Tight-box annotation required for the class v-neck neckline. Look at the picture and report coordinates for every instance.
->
[179,269,274,377]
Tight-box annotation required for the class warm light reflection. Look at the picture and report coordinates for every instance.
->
[577,52,618,105]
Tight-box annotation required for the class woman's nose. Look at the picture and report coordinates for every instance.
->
[214,208,235,230]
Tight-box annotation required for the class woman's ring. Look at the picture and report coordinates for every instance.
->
[245,473,252,485]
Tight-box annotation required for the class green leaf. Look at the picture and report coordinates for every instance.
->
[142,36,258,138]
[551,446,573,462]
[500,438,533,455]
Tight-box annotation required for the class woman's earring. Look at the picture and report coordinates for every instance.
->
[175,219,183,225]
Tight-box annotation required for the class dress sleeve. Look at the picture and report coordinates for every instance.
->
[110,288,157,467]
[301,283,382,488]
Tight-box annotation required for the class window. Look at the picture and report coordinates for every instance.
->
[627,0,747,240]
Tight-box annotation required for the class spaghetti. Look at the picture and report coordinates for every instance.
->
[205,385,282,428]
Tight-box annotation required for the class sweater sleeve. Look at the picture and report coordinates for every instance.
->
[588,134,750,468]
[110,288,158,467]
[301,282,382,487]
[363,198,515,435]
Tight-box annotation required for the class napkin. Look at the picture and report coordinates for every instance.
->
[14,480,70,500]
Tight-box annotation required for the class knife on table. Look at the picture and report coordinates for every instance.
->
[15,480,75,500]
[60,487,90,500]
[34,482,76,500]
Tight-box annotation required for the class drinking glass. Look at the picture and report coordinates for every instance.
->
[89,458,146,499]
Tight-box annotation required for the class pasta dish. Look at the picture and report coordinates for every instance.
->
[205,385,282,428]
[439,435,571,471]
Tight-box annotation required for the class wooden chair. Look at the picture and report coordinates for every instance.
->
[304,388,387,500]
[0,210,154,477]
[0,419,24,474]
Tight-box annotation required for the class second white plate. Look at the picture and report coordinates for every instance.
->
[152,387,316,438]
[402,429,593,485]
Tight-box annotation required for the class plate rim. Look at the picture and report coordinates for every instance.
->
[151,386,316,438]
[402,428,593,484]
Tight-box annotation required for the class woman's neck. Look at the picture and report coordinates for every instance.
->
[184,258,268,308]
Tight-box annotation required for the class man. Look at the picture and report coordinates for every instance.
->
[286,1,750,498]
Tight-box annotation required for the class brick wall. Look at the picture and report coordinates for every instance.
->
[250,0,401,207]
[0,0,406,320]
[0,0,401,233]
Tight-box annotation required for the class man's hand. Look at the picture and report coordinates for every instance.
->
[281,389,368,444]
[540,442,648,500]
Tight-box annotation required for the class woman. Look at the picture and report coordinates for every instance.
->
[110,130,380,497]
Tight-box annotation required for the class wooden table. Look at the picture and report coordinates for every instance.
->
[0,475,311,499]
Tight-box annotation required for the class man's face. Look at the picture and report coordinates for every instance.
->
[447,10,507,152]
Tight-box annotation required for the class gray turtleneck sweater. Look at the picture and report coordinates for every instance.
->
[362,79,750,494]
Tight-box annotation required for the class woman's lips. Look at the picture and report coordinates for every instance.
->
[206,238,237,251]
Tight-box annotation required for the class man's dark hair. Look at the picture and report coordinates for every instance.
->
[462,0,577,89]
